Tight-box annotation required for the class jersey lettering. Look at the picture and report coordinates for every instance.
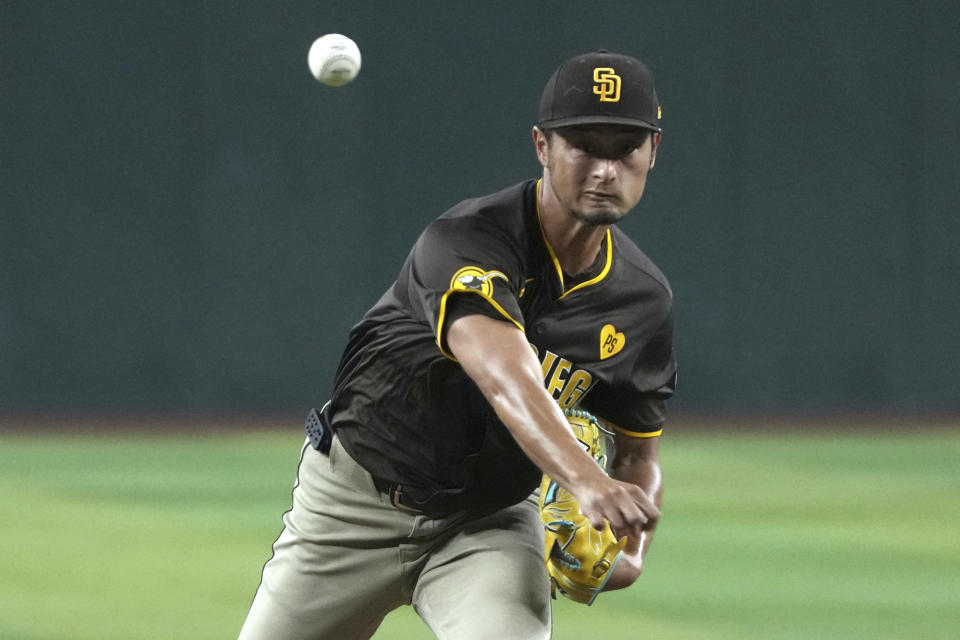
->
[539,350,558,381]
[538,348,596,408]
[545,357,572,398]
[557,369,593,408]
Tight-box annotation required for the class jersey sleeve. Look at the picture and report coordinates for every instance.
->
[405,215,525,359]
[587,310,677,437]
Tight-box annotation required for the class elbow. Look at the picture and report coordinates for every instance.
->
[605,555,644,591]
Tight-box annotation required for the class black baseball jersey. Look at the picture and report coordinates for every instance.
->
[330,179,676,514]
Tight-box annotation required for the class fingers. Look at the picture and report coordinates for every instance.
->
[623,531,643,556]
[590,501,645,533]
[580,479,659,535]
[612,481,659,529]
[624,480,660,521]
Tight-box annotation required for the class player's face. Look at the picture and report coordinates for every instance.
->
[536,125,659,225]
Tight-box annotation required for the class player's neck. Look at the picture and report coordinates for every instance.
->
[538,179,607,277]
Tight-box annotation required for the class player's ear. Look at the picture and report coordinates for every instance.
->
[533,126,550,167]
[648,132,662,169]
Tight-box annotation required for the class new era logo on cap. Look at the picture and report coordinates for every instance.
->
[537,50,662,132]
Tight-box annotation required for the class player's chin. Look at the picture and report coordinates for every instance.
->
[571,206,626,226]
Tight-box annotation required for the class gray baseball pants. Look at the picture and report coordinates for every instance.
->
[238,435,552,640]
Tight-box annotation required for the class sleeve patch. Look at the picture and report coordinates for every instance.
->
[450,266,509,295]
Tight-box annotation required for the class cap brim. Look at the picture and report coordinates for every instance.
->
[538,114,662,133]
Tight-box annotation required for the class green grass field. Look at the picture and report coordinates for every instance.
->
[1,423,958,639]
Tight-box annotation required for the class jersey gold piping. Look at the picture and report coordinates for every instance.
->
[435,288,524,361]
[600,417,663,439]
[610,423,663,438]
[535,178,614,300]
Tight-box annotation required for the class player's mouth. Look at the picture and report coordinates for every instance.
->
[583,190,618,203]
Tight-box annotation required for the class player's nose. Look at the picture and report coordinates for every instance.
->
[590,157,616,182]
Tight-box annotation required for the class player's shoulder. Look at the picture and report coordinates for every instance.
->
[436,179,536,225]
[610,227,672,300]
[418,180,536,246]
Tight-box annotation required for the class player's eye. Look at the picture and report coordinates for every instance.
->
[575,142,597,155]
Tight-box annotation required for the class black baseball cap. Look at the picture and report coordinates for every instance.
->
[537,50,662,133]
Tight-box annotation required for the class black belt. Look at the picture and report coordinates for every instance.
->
[305,407,444,516]
[372,477,424,515]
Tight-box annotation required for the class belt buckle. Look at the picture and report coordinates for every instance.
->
[389,484,423,515]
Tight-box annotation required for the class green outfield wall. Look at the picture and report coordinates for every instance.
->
[2,1,958,415]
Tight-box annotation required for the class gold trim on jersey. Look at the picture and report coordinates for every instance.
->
[519,277,535,299]
[535,178,614,300]
[607,420,663,439]
[436,288,524,361]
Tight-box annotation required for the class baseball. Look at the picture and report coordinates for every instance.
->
[308,33,362,86]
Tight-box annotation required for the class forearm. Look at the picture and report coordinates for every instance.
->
[612,454,662,557]
[451,320,606,492]
[447,313,659,539]
[605,436,663,589]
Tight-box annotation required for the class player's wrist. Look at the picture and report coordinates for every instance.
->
[557,454,611,498]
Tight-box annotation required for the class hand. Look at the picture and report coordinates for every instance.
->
[573,472,660,555]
